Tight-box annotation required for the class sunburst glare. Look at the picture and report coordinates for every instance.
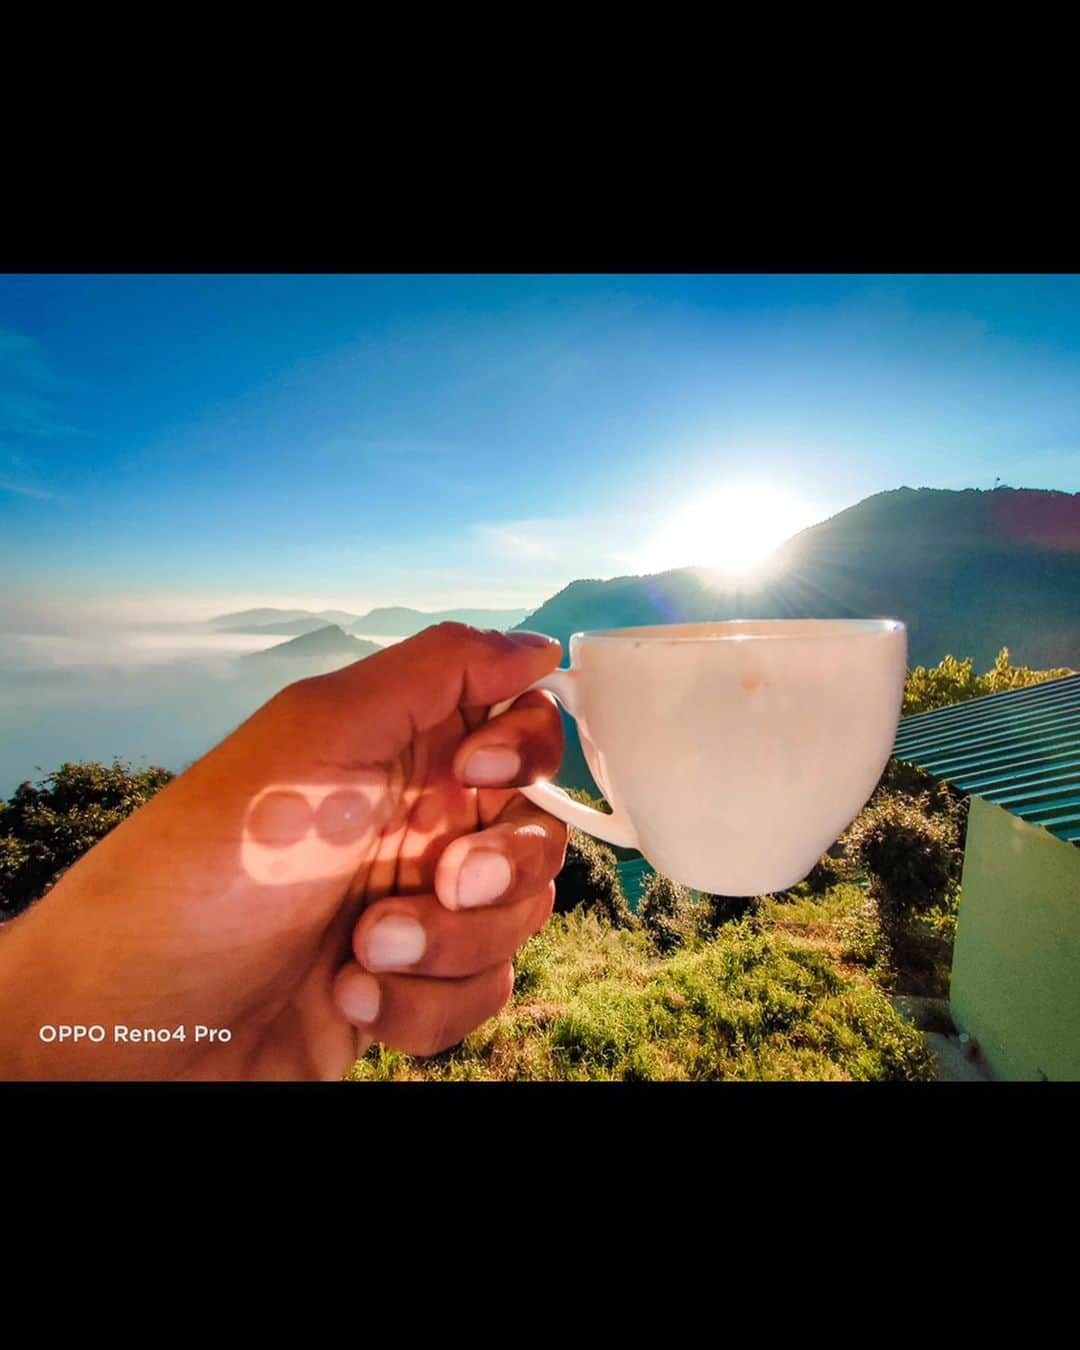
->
[639,483,818,579]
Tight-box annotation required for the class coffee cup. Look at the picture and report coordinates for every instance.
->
[492,619,907,895]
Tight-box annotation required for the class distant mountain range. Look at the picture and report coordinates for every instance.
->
[515,487,1080,791]
[231,616,341,637]
[206,488,1080,797]
[0,626,385,797]
[242,625,382,666]
[211,607,355,630]
[8,486,1073,800]
[214,604,531,638]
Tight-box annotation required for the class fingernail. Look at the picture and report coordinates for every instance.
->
[339,973,381,1025]
[463,746,521,785]
[365,915,427,971]
[508,630,557,647]
[457,849,513,909]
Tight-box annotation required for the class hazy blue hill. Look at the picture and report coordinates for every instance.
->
[212,605,526,637]
[226,616,341,636]
[244,625,381,664]
[516,487,1080,791]
[211,607,315,628]
[0,627,383,798]
[765,486,1080,671]
[351,605,531,636]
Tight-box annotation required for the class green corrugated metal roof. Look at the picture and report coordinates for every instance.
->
[893,673,1080,844]
[617,857,656,911]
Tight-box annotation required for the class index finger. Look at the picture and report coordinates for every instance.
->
[281,624,563,766]
[433,792,569,912]
[452,687,564,824]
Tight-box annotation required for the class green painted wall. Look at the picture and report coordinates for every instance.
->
[951,796,1080,1081]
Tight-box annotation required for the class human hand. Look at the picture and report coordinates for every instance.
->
[0,624,567,1080]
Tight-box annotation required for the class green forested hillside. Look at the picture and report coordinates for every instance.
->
[516,487,1080,791]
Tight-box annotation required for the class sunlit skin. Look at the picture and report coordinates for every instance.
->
[0,624,568,1080]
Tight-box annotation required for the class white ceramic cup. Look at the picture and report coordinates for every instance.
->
[492,619,907,896]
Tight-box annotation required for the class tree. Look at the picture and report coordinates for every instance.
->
[902,654,981,716]
[842,792,963,939]
[554,827,637,930]
[638,872,697,953]
[875,756,968,827]
[902,647,1070,716]
[0,760,174,919]
[982,645,1071,696]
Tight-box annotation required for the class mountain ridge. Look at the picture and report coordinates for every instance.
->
[243,625,382,663]
[516,487,1080,669]
[212,604,531,638]
[513,486,1080,792]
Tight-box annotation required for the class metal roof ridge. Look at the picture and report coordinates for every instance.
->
[895,682,1080,742]
[893,671,1080,844]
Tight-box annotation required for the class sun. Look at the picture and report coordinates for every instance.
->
[640,483,813,578]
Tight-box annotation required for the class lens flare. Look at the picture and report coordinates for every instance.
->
[640,484,816,578]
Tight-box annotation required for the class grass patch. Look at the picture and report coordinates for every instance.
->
[346,900,935,1083]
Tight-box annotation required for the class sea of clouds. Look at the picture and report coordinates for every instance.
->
[0,616,389,797]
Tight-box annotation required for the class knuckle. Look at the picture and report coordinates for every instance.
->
[421,621,520,667]
[551,819,570,866]
[429,620,475,643]
[529,884,556,935]
[520,723,564,774]
[514,810,567,867]
[504,828,545,888]
[523,880,556,934]
[544,811,569,846]
[411,1032,446,1059]
[426,620,504,653]
[512,688,559,715]
[414,1003,458,1058]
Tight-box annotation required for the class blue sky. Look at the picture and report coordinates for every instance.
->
[1,273,1078,621]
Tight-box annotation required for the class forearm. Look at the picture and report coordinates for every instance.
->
[0,851,194,1079]
[0,766,252,1079]
[0,738,361,1080]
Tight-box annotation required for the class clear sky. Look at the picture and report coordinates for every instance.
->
[2,273,1078,622]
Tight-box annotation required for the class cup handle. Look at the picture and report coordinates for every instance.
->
[488,668,640,849]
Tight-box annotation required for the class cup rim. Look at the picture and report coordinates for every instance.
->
[571,618,906,643]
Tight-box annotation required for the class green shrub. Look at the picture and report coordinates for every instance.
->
[875,758,968,829]
[837,896,894,984]
[698,892,762,933]
[638,872,697,954]
[554,827,637,930]
[843,791,962,936]
[0,760,174,919]
[802,849,852,895]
